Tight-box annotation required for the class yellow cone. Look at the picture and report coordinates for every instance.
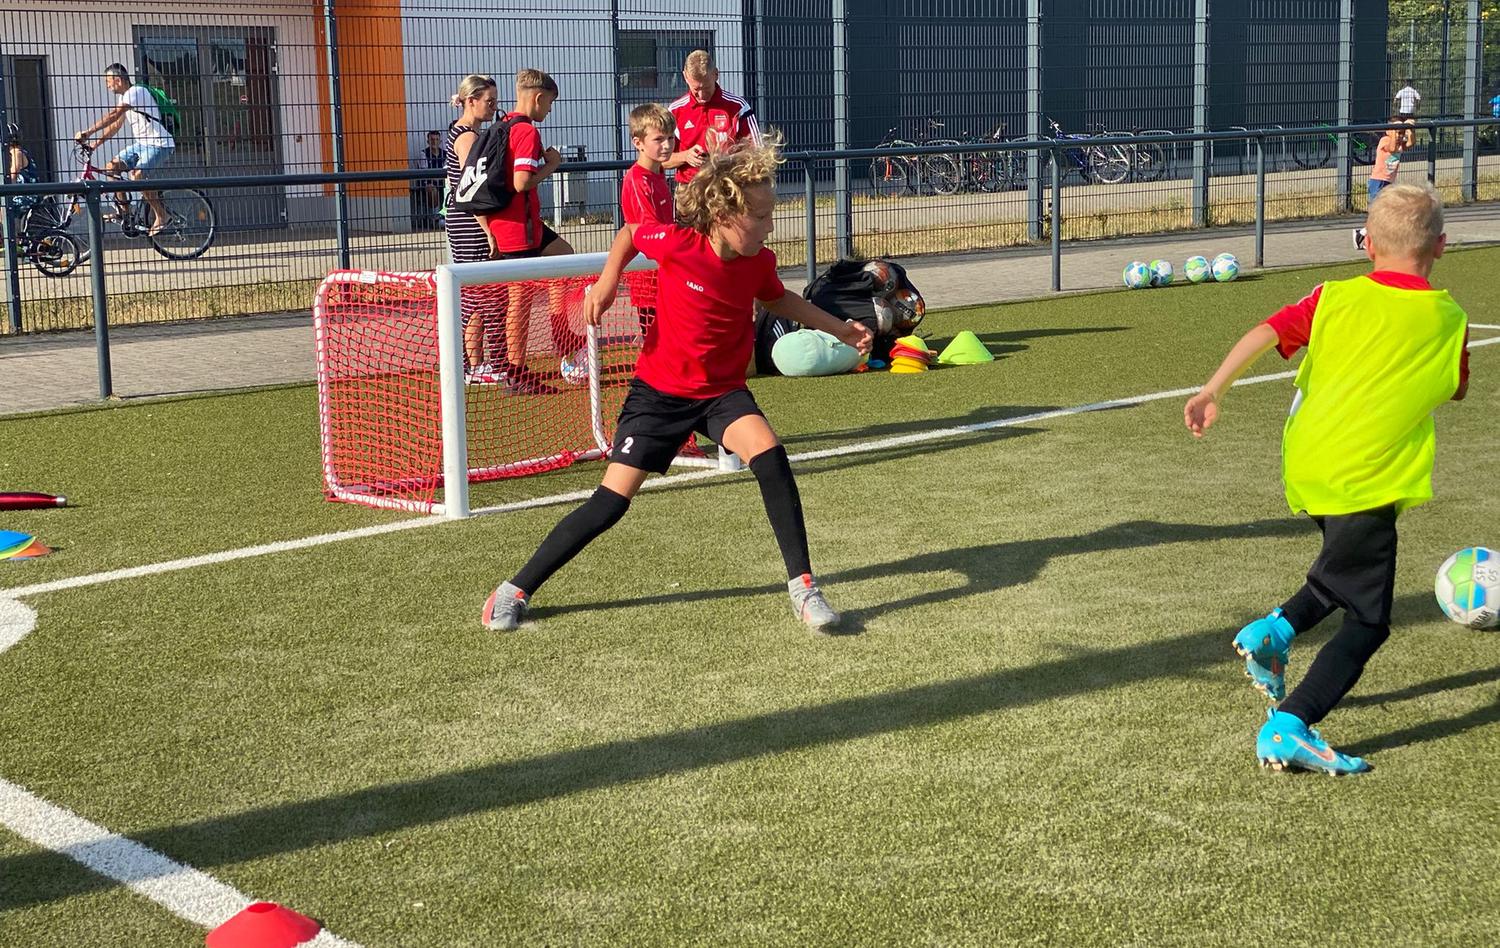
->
[936,330,994,365]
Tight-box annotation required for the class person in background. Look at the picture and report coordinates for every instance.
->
[666,49,761,186]
[74,63,174,235]
[415,129,444,229]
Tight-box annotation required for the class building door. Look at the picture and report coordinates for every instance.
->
[134,26,286,233]
[1,55,53,182]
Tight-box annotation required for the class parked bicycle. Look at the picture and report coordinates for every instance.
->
[1291,120,1378,170]
[10,213,82,277]
[946,121,1015,193]
[868,118,961,198]
[1038,118,1133,185]
[31,144,217,260]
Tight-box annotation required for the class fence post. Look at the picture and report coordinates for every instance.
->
[1190,0,1209,228]
[1026,0,1043,242]
[0,67,21,334]
[323,0,351,269]
[1254,131,1266,269]
[1335,0,1354,213]
[1461,0,1481,202]
[84,185,112,399]
[804,159,816,287]
[1050,147,1061,292]
[832,0,851,259]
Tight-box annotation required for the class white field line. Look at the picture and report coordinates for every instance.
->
[7,338,1499,603]
[1470,323,1500,330]
[0,778,359,946]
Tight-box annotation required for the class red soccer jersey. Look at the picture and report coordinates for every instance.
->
[1265,271,1469,392]
[621,163,673,312]
[631,222,785,398]
[668,86,761,184]
[486,113,545,253]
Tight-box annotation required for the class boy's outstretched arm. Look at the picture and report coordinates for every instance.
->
[761,292,874,354]
[583,224,640,324]
[1184,322,1280,438]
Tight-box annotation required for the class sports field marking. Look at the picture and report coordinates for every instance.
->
[6,337,1498,605]
[0,778,360,946]
[1470,323,1500,330]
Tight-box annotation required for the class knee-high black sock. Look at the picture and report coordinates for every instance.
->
[1279,584,1337,634]
[510,486,631,596]
[750,445,812,580]
[1278,616,1389,726]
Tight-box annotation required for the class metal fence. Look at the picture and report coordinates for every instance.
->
[3,1,1498,359]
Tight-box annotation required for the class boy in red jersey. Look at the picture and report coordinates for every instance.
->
[483,136,873,634]
[482,68,579,394]
[666,50,761,185]
[620,103,674,323]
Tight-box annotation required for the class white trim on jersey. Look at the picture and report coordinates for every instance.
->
[668,93,692,111]
[718,90,763,145]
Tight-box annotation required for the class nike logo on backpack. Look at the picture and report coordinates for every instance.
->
[455,157,488,203]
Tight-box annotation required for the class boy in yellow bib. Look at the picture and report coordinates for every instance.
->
[1184,184,1471,775]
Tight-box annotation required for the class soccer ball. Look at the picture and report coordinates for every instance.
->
[1123,261,1152,289]
[1184,255,1211,284]
[871,297,898,335]
[1211,252,1240,282]
[862,259,898,295]
[1434,547,1500,629]
[890,287,926,331]
[1148,259,1174,287]
[559,347,590,386]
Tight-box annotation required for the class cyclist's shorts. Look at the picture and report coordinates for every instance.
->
[117,143,173,172]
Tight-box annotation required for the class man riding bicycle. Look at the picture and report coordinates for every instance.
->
[74,63,174,235]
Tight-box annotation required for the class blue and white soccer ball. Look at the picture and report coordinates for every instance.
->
[559,347,590,386]
[1435,547,1500,629]
[1211,252,1240,283]
[1123,261,1152,289]
[1184,255,1211,284]
[1148,259,1174,287]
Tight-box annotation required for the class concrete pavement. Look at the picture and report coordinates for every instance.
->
[3,205,1498,416]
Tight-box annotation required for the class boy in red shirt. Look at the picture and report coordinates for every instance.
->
[620,102,674,321]
[484,136,873,635]
[481,69,579,394]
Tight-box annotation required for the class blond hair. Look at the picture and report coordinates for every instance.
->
[1365,183,1444,258]
[684,50,716,79]
[515,68,558,95]
[629,103,675,142]
[675,132,783,234]
[449,74,496,109]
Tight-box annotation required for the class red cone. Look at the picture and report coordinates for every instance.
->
[206,902,322,948]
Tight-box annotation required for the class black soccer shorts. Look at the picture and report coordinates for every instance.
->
[609,379,764,474]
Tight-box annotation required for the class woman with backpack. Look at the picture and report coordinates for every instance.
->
[4,122,39,213]
[444,74,506,383]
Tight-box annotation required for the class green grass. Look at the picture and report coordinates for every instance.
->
[1,250,1498,945]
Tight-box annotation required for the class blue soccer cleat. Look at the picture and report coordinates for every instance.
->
[1256,709,1371,776]
[1232,608,1295,701]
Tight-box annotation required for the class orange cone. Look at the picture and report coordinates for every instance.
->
[206,902,322,948]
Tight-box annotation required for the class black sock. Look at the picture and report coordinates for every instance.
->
[510,486,631,596]
[1278,616,1389,726]
[1279,584,1337,634]
[750,445,812,580]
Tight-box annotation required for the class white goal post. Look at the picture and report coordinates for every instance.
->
[314,252,724,521]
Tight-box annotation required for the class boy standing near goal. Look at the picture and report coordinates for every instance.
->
[1184,184,1470,775]
[620,103,675,323]
[484,68,581,394]
[483,136,873,634]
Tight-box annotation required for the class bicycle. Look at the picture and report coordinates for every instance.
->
[43,144,216,260]
[867,119,961,197]
[1039,118,1132,185]
[948,121,1012,193]
[9,207,82,277]
[1290,121,1378,170]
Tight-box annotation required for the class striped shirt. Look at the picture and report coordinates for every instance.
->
[444,121,490,263]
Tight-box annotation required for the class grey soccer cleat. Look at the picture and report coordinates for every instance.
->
[481,581,529,631]
[788,573,841,632]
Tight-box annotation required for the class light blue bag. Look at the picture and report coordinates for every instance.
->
[770,329,862,377]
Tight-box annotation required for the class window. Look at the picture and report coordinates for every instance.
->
[617,30,714,103]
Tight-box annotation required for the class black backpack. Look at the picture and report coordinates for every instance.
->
[452,116,522,215]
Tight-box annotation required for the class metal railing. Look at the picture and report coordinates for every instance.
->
[4,117,1499,399]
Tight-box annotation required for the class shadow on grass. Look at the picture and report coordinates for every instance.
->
[2,516,1335,912]
[780,404,1059,454]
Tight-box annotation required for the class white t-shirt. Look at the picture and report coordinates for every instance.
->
[120,85,174,148]
[1395,85,1421,114]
